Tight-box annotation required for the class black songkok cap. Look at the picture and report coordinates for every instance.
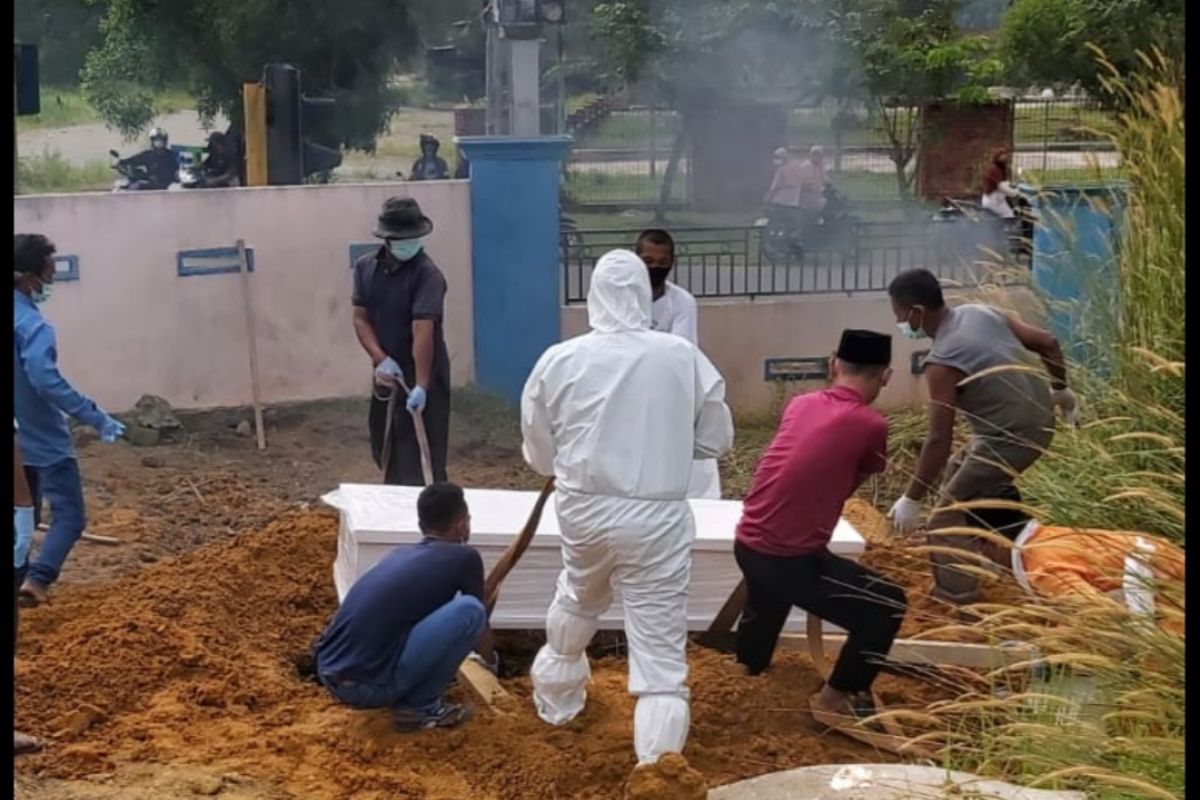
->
[836,329,892,366]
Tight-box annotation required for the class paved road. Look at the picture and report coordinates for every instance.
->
[567,150,1119,176]
[18,110,228,165]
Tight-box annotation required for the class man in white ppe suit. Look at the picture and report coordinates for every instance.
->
[521,249,734,765]
[635,228,722,499]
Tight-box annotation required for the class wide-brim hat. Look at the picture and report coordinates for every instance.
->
[373,197,434,240]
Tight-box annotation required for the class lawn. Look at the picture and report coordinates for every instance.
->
[573,101,1120,153]
[16,86,196,132]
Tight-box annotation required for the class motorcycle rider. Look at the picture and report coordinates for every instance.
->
[117,127,178,191]
[410,134,450,181]
[200,131,241,188]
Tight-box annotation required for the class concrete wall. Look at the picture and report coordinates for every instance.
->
[562,287,1040,418]
[14,181,472,412]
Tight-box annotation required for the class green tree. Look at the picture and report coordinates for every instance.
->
[81,0,421,151]
[590,0,831,218]
[1000,0,1185,100]
[14,0,105,86]
[836,0,1003,199]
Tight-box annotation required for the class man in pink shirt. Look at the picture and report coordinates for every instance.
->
[734,329,906,722]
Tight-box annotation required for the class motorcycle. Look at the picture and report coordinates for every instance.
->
[109,148,181,192]
[757,182,862,265]
[932,194,1034,265]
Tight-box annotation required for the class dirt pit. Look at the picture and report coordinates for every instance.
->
[16,507,949,799]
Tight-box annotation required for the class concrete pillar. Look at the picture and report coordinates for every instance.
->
[509,40,541,137]
[456,135,573,404]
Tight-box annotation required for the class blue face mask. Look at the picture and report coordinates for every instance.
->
[388,240,424,262]
[897,308,927,340]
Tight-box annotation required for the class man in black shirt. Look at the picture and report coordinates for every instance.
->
[352,197,452,485]
[314,483,489,731]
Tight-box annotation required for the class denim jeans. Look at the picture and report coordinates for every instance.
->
[321,595,486,714]
[23,458,87,589]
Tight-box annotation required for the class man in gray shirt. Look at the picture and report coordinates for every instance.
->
[885,269,1078,603]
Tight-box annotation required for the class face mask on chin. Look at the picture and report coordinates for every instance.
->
[648,268,671,289]
[897,308,927,340]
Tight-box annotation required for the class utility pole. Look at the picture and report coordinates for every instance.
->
[485,1,565,137]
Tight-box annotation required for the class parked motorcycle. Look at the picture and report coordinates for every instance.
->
[932,195,1034,265]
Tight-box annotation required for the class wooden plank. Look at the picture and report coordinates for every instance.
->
[776,633,1036,670]
[242,82,268,187]
[457,658,510,710]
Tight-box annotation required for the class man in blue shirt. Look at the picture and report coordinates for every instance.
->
[315,482,489,731]
[14,234,125,606]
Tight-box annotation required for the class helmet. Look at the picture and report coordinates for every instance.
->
[149,127,169,148]
[419,133,439,150]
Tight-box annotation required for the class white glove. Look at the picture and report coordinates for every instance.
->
[887,496,923,535]
[374,356,403,388]
[1052,388,1080,427]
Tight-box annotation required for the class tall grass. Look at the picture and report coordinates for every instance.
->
[901,53,1185,800]
[17,148,113,195]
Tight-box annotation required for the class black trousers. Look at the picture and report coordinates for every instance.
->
[734,541,906,693]
[368,383,450,486]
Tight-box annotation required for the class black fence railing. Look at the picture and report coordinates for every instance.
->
[563,98,1120,207]
[561,222,1028,304]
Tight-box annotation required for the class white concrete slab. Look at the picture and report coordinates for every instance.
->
[324,484,866,633]
[708,764,1087,800]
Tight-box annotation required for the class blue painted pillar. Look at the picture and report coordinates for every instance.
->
[1027,182,1127,368]
[457,136,573,405]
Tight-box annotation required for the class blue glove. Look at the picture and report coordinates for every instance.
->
[99,415,126,443]
[406,385,427,413]
[14,506,35,569]
[374,356,403,387]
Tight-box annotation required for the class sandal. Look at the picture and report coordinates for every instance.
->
[18,582,48,608]
[392,702,472,732]
[808,694,933,757]
[14,730,44,755]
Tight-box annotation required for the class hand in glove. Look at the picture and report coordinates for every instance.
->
[1052,388,1080,427]
[99,415,126,443]
[374,356,403,388]
[406,385,427,414]
[887,495,923,535]
[14,507,35,569]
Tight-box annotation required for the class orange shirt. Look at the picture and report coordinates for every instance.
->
[1013,523,1184,629]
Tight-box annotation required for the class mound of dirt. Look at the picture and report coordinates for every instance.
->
[625,753,707,799]
[16,507,946,799]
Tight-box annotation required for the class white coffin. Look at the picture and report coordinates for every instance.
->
[326,484,866,633]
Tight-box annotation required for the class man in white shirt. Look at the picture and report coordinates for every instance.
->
[635,229,721,498]
[521,249,734,766]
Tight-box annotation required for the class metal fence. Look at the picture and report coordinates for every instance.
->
[563,98,1120,208]
[561,221,1028,304]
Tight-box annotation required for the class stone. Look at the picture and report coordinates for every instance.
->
[707,764,1087,800]
[141,456,166,469]
[129,394,184,432]
[126,426,161,448]
[235,420,253,438]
